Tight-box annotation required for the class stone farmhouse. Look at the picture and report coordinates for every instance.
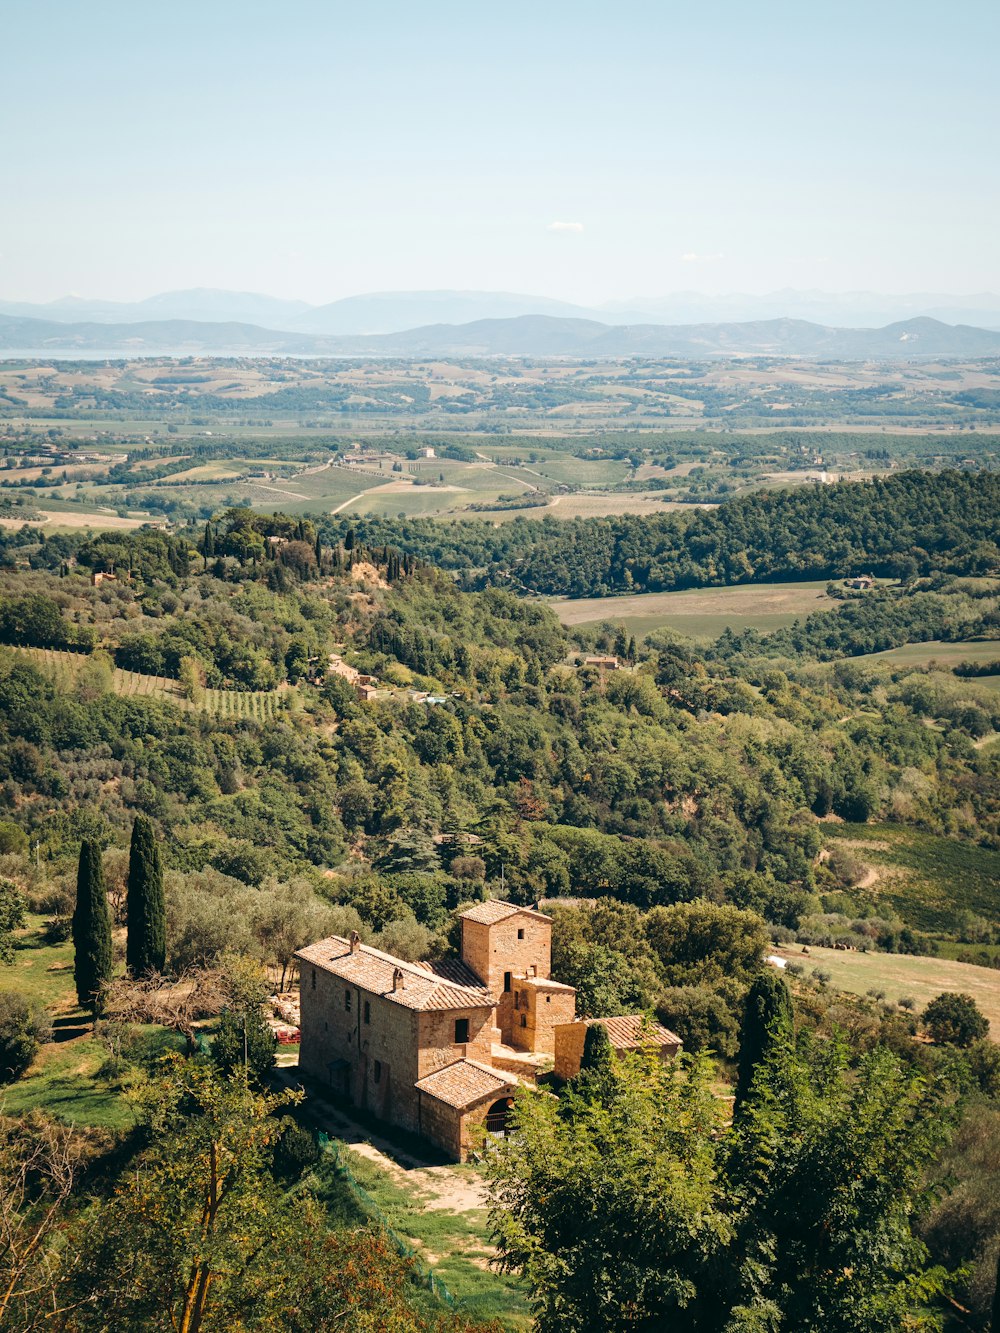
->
[295,900,680,1160]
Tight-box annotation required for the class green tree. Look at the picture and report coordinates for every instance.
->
[644,902,769,987]
[72,839,113,1011]
[126,816,166,977]
[0,877,27,965]
[211,1007,276,1087]
[580,1021,614,1073]
[733,969,793,1118]
[922,992,989,1047]
[726,1035,952,1331]
[484,1037,952,1332]
[0,821,28,857]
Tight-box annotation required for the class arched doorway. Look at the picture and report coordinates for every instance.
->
[484,1097,514,1137]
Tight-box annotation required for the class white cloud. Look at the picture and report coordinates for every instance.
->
[681,251,725,263]
[547,221,584,233]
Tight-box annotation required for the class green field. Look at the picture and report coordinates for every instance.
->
[775,944,1000,1037]
[549,579,839,640]
[826,823,1000,934]
[853,639,1000,672]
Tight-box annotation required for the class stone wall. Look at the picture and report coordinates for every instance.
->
[299,962,422,1132]
[513,980,577,1055]
[416,1005,495,1078]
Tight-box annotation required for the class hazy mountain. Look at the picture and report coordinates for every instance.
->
[0,315,320,355]
[4,287,1000,334]
[0,288,312,328]
[288,289,645,334]
[2,311,999,359]
[606,290,1000,330]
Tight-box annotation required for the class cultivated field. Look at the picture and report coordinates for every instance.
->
[854,639,1000,670]
[8,646,288,719]
[549,579,838,639]
[775,944,1000,1037]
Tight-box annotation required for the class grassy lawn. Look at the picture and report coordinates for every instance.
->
[826,823,1000,933]
[776,944,1000,1037]
[2,917,140,1129]
[311,1143,531,1329]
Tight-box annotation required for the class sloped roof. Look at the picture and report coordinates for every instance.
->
[295,937,493,1012]
[459,899,551,926]
[582,1015,682,1050]
[414,1059,516,1111]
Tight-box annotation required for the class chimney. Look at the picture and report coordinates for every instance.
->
[349,931,361,954]
[392,967,405,992]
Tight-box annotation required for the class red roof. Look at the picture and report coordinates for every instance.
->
[295,937,493,1012]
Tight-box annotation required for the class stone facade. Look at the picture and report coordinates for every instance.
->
[554,1015,683,1081]
[296,902,679,1161]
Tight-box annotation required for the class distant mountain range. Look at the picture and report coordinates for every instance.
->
[3,287,1000,335]
[2,312,1000,360]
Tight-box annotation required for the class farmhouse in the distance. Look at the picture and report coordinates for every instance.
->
[295,900,681,1160]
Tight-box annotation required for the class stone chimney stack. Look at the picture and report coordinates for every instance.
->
[392,967,405,991]
[349,931,361,954]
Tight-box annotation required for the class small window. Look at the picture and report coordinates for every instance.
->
[344,990,351,1012]
[545,995,551,1004]
[455,1017,470,1044]
[520,1014,527,1028]
[373,1060,382,1084]
[311,969,316,990]
[504,971,512,993]
[363,1001,371,1024]
[517,928,525,940]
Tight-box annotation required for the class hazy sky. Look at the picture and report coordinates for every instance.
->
[3,0,998,304]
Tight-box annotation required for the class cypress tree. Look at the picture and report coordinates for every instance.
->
[733,970,793,1119]
[581,1021,615,1073]
[126,815,166,976]
[72,840,112,1011]
[314,532,323,570]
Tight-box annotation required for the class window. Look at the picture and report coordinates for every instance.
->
[311,969,316,990]
[517,928,525,940]
[455,1018,469,1044]
[363,1000,370,1024]
[373,1060,382,1084]
[344,990,351,1012]
[504,971,512,993]
[545,995,551,1004]
[520,1015,527,1028]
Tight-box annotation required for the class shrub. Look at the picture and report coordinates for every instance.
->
[274,1121,321,1179]
[0,990,51,1082]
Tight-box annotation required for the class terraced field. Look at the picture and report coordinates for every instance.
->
[6,646,288,719]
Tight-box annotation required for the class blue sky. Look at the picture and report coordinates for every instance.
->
[3,0,998,303]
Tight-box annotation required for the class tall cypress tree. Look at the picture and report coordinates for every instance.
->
[126,815,166,976]
[72,840,112,1011]
[733,970,793,1119]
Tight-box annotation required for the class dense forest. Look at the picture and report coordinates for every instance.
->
[319,470,1000,595]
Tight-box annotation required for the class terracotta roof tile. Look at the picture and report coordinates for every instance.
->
[294,937,493,1012]
[414,1059,516,1110]
[583,1015,683,1050]
[459,899,551,926]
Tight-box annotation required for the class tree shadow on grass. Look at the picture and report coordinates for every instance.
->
[50,1013,91,1043]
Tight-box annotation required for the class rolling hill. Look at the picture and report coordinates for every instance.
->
[2,312,999,359]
